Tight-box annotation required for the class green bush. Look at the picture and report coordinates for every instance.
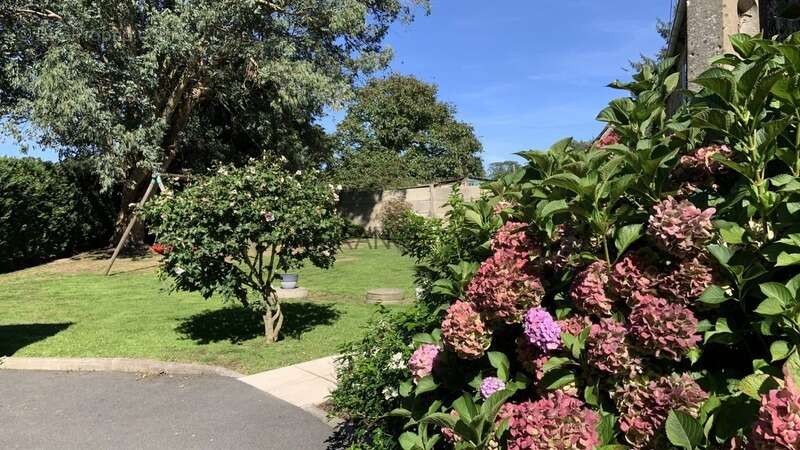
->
[379,198,442,261]
[334,34,800,450]
[141,159,344,342]
[0,157,117,273]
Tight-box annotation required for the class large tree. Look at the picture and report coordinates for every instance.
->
[0,0,426,239]
[331,74,483,190]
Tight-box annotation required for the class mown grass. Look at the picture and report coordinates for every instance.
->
[0,240,414,374]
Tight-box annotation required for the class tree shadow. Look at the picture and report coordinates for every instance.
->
[0,323,72,356]
[176,303,341,344]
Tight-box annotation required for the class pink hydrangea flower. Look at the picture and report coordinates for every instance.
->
[408,344,440,382]
[658,257,717,305]
[648,197,715,257]
[678,144,733,178]
[610,251,659,303]
[751,386,800,450]
[491,221,537,253]
[480,377,507,399]
[558,315,593,337]
[570,261,614,316]
[523,308,562,352]
[441,301,491,360]
[504,391,600,450]
[614,374,708,449]
[587,319,641,379]
[597,129,621,148]
[467,248,545,324]
[515,337,550,381]
[629,294,700,360]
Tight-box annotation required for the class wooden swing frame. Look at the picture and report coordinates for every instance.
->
[103,172,189,275]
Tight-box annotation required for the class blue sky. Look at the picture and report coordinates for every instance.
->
[0,0,673,165]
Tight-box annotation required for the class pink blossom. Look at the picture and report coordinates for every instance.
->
[504,391,600,450]
[629,294,700,360]
[658,257,717,305]
[570,261,614,316]
[586,319,641,379]
[515,337,549,381]
[597,129,621,148]
[441,301,491,360]
[491,221,537,253]
[677,144,733,179]
[467,247,545,324]
[408,344,440,382]
[558,315,593,337]
[648,197,715,257]
[751,387,800,450]
[610,251,659,303]
[614,374,708,449]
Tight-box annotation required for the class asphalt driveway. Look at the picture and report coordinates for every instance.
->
[0,370,333,449]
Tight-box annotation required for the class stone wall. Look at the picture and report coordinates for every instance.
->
[337,178,485,231]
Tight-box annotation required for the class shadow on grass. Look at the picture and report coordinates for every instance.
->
[176,303,341,344]
[0,323,72,356]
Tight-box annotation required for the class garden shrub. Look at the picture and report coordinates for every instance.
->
[142,159,344,342]
[0,157,117,272]
[332,33,800,450]
[379,198,442,260]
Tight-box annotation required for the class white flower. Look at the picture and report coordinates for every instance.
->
[295,170,302,176]
[261,211,275,222]
[382,386,399,400]
[389,352,405,370]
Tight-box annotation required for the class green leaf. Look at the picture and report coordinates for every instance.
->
[399,432,422,450]
[755,297,786,316]
[539,199,569,219]
[419,412,457,429]
[597,413,617,445]
[776,252,800,267]
[451,394,478,423]
[387,408,412,418]
[487,351,510,381]
[760,282,794,304]
[694,68,734,102]
[719,224,746,245]
[698,285,730,305]
[665,410,703,450]
[708,244,734,266]
[785,351,800,390]
[739,373,779,400]
[415,376,439,395]
[399,380,413,397]
[540,367,576,391]
[614,224,644,256]
[771,341,792,362]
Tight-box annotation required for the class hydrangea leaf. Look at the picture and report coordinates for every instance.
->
[486,351,510,381]
[785,351,800,390]
[614,223,644,256]
[415,376,438,396]
[665,409,704,450]
[698,285,730,305]
[771,340,792,362]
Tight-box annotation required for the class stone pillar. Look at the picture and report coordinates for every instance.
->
[685,0,760,88]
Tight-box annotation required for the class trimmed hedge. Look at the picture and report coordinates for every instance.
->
[0,157,117,273]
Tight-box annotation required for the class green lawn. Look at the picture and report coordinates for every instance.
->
[0,240,414,374]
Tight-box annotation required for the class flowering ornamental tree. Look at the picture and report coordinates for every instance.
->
[142,159,344,342]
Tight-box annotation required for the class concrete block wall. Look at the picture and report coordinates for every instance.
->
[337,179,485,231]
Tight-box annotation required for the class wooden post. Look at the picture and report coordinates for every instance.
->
[104,177,159,276]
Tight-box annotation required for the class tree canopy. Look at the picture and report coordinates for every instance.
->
[330,74,483,190]
[0,0,427,234]
[487,160,521,180]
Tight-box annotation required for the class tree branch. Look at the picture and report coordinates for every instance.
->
[13,8,62,21]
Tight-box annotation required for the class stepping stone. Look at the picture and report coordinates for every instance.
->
[365,288,405,305]
[275,287,309,300]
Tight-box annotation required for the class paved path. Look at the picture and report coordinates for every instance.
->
[240,355,338,417]
[0,370,333,449]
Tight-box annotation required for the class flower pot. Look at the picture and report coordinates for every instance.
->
[280,273,299,289]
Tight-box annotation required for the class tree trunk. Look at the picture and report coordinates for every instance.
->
[112,173,150,244]
[262,298,283,343]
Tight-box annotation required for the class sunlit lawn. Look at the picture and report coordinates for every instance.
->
[0,240,414,374]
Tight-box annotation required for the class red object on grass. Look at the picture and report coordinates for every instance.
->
[150,243,173,255]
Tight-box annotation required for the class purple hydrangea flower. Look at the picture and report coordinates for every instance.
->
[479,377,507,399]
[523,308,562,352]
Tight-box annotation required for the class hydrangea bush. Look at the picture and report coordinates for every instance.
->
[332,34,800,450]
